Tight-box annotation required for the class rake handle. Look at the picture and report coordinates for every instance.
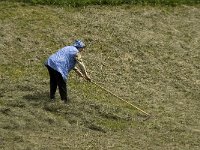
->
[91,81,150,116]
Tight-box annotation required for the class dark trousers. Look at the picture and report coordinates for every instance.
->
[46,65,68,101]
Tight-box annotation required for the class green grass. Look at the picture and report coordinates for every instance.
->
[0,1,200,149]
[3,0,200,6]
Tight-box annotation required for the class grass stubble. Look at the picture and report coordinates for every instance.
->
[2,0,200,6]
[0,1,200,150]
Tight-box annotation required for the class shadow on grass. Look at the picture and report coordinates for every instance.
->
[23,92,49,106]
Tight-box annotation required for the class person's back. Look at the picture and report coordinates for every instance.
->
[47,46,78,80]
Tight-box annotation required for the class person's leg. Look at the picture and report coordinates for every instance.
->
[56,72,68,102]
[46,66,57,100]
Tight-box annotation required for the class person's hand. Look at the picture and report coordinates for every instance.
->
[85,76,91,82]
[79,73,84,78]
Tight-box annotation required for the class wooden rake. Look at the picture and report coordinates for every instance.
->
[91,81,151,118]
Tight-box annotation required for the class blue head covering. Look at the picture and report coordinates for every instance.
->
[73,40,85,48]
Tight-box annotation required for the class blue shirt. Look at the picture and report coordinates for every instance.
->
[45,46,79,81]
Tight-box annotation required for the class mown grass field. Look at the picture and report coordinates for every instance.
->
[3,0,200,6]
[0,1,200,150]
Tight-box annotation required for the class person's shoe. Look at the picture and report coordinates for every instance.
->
[63,100,68,104]
[50,98,55,102]
[62,97,70,104]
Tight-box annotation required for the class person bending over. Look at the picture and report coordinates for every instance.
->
[45,40,91,103]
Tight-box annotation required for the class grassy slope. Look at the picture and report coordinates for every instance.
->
[0,2,200,149]
[3,0,200,6]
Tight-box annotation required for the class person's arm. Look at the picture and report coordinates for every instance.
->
[73,66,84,77]
[75,53,91,81]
